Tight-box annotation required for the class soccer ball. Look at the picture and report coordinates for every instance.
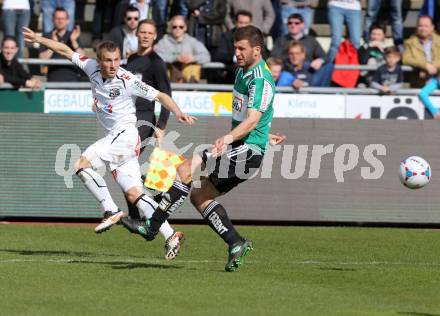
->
[399,156,431,189]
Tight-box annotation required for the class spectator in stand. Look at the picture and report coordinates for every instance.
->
[225,0,275,35]
[271,13,326,71]
[0,36,41,89]
[282,41,333,89]
[129,0,151,20]
[270,0,283,40]
[363,0,403,47]
[109,6,140,62]
[91,0,121,47]
[419,0,440,31]
[155,15,211,83]
[402,15,440,88]
[370,46,403,94]
[2,0,30,57]
[187,0,226,51]
[154,0,188,39]
[39,7,85,82]
[280,0,312,35]
[327,0,361,63]
[267,56,295,86]
[212,10,252,84]
[41,0,75,33]
[358,23,386,87]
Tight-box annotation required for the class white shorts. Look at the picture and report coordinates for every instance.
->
[82,125,142,192]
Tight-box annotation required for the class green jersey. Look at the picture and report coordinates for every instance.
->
[232,59,275,154]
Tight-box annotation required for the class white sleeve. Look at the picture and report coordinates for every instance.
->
[71,52,98,77]
[127,74,160,101]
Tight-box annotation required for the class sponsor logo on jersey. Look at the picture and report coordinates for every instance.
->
[261,81,273,111]
[109,88,121,98]
[248,84,256,108]
[133,80,150,94]
[96,103,113,114]
[121,73,131,80]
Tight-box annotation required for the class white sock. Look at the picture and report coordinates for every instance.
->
[136,194,174,240]
[77,168,119,213]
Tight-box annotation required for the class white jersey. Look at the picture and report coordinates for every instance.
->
[71,52,159,134]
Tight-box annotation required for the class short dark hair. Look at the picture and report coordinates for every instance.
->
[235,10,253,22]
[1,35,17,47]
[137,19,157,34]
[125,5,140,17]
[53,7,68,18]
[287,13,304,23]
[233,25,265,49]
[384,45,400,56]
[96,41,120,59]
[418,15,434,25]
[369,23,386,35]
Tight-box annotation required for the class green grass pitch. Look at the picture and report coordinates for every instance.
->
[0,223,439,316]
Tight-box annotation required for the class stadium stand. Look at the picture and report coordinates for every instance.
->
[0,0,432,85]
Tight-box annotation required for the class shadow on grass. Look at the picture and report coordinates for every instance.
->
[0,248,95,257]
[318,267,356,272]
[398,313,440,316]
[69,259,182,270]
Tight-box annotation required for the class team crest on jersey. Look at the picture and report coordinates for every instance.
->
[232,94,243,112]
[109,88,121,98]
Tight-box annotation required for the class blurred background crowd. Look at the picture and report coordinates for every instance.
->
[0,0,439,92]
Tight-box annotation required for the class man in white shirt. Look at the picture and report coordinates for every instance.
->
[22,26,196,260]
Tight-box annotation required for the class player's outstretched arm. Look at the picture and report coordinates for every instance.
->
[155,92,197,125]
[23,27,74,61]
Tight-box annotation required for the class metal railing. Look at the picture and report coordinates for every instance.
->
[2,82,439,96]
[17,58,415,71]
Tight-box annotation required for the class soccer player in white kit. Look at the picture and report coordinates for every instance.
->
[22,27,196,260]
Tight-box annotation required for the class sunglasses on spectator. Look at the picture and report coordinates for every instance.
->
[172,25,185,29]
[288,20,302,25]
[126,16,139,21]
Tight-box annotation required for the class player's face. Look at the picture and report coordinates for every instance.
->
[53,11,69,31]
[98,50,121,78]
[234,39,260,68]
[137,23,156,49]
[1,39,18,62]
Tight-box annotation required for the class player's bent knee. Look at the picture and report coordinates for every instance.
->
[124,187,143,204]
[177,161,192,183]
[74,157,92,173]
[190,191,210,210]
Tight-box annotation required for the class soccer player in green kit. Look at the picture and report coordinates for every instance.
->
[121,25,284,271]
